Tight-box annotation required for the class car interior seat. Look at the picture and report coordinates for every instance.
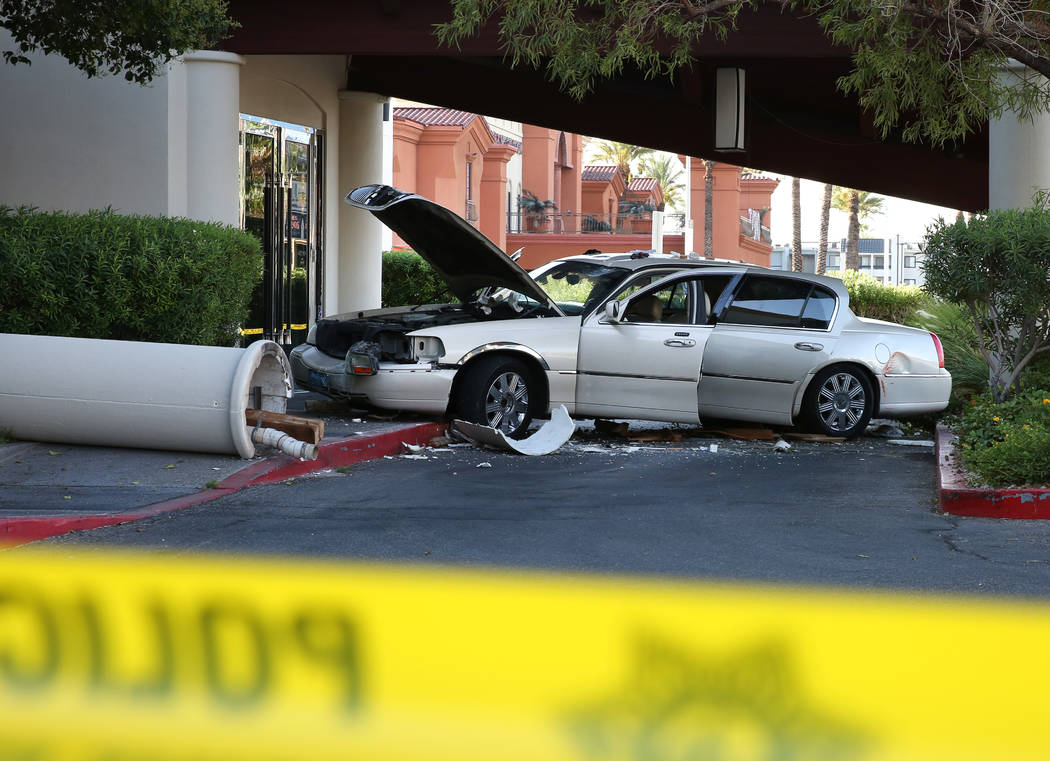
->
[625,295,664,323]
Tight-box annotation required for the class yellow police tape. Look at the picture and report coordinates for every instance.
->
[239,324,307,336]
[1,549,1048,761]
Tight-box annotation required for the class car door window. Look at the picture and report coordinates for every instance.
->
[619,275,734,325]
[722,276,820,328]
[622,281,690,324]
[609,269,680,301]
[801,287,837,329]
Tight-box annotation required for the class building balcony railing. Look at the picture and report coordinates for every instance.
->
[507,212,685,235]
[739,216,772,244]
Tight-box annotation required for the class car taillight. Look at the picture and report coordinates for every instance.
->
[930,332,945,368]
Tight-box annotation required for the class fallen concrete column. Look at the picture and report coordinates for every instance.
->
[0,334,295,458]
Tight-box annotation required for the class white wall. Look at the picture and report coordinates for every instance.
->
[0,30,171,215]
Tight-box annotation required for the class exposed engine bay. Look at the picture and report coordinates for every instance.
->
[313,297,556,362]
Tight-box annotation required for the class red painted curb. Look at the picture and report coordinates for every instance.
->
[0,421,449,546]
[936,424,1050,519]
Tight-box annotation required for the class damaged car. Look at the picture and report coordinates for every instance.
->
[289,184,951,438]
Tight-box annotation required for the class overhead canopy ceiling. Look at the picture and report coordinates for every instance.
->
[224,0,987,211]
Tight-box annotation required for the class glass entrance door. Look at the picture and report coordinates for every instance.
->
[239,116,323,348]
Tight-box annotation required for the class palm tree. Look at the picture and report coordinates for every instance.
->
[637,154,683,211]
[791,177,803,272]
[831,188,885,270]
[589,140,653,187]
[703,160,714,258]
[816,183,832,274]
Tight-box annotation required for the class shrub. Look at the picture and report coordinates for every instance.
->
[827,269,928,323]
[908,300,988,398]
[0,206,261,346]
[922,208,1050,402]
[953,389,1050,487]
[382,250,454,307]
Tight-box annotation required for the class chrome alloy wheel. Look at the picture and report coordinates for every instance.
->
[485,371,529,433]
[817,372,866,432]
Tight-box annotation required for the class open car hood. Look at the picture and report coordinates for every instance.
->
[346,185,563,314]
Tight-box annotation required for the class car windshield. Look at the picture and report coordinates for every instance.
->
[475,261,627,316]
[528,262,628,315]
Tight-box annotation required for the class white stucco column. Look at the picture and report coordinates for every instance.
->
[183,51,245,225]
[683,156,695,254]
[336,91,387,313]
[989,61,1050,210]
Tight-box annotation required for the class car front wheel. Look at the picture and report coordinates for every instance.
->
[802,365,874,438]
[456,355,536,438]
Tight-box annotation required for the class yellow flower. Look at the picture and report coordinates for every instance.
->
[1044,399,1050,404]
[993,416,1000,422]
[1024,424,1031,429]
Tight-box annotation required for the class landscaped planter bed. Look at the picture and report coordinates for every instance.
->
[936,424,1050,519]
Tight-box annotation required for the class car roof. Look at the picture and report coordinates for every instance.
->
[547,251,850,301]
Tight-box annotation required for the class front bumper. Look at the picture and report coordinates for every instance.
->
[289,344,457,415]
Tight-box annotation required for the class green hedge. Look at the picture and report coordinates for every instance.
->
[382,250,454,307]
[828,270,929,323]
[0,207,261,346]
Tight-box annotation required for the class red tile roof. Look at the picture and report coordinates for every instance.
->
[628,177,659,192]
[582,165,622,182]
[493,132,522,152]
[741,172,776,182]
[393,107,496,144]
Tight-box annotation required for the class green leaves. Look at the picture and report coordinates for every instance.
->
[0,207,262,346]
[436,0,1050,147]
[922,208,1050,401]
[381,251,455,308]
[1,0,234,84]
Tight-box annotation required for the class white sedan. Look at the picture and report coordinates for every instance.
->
[290,185,950,438]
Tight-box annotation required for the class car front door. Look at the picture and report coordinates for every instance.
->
[698,274,840,425]
[576,272,733,423]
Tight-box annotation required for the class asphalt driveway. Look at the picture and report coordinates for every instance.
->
[41,433,1050,598]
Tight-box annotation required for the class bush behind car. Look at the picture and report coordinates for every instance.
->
[0,206,261,346]
[382,249,454,307]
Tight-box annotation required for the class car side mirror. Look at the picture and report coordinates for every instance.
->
[604,300,621,323]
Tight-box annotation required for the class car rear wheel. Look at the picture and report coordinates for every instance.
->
[456,355,536,439]
[802,365,873,438]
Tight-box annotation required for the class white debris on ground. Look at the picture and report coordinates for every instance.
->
[773,439,793,453]
[887,439,935,447]
[476,462,492,468]
[452,405,576,455]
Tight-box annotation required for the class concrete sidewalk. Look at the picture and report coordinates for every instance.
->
[0,392,448,545]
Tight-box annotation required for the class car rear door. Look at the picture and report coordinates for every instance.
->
[698,274,840,424]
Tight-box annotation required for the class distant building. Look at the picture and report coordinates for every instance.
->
[771,238,927,286]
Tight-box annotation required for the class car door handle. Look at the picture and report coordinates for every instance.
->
[794,342,824,352]
[664,338,696,348]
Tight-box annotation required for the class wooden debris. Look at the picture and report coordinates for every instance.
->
[627,430,684,443]
[702,427,777,441]
[595,419,630,437]
[245,410,324,445]
[783,432,846,444]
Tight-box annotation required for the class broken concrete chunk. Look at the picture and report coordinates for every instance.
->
[452,405,575,455]
[773,439,793,452]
